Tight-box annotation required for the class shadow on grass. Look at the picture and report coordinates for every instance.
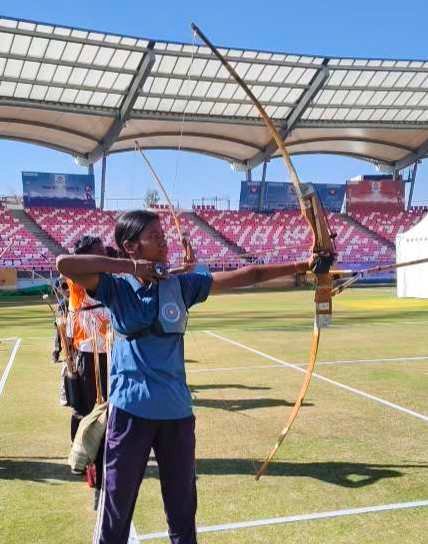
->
[193,397,313,412]
[190,383,313,412]
[0,458,79,483]
[191,384,271,392]
[4,457,419,489]
[189,381,314,411]
[191,458,427,488]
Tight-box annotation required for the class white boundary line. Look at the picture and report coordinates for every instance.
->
[317,355,428,366]
[128,522,139,543]
[0,337,21,398]
[137,499,428,541]
[187,355,428,374]
[205,331,428,423]
[188,364,283,374]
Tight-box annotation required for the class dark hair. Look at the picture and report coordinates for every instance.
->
[105,245,119,258]
[74,235,103,255]
[114,210,158,257]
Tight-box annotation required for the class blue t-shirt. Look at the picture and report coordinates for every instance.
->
[92,272,212,420]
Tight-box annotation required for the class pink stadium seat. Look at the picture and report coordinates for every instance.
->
[26,207,243,269]
[195,209,396,266]
[5,206,424,272]
[349,208,427,243]
[0,207,55,270]
[27,207,118,252]
[150,211,243,267]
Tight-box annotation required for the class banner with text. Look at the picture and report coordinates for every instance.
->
[346,176,404,212]
[239,181,262,210]
[240,181,345,212]
[22,172,96,208]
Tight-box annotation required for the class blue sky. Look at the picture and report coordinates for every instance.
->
[1,0,428,209]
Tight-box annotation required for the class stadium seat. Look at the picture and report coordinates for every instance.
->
[349,208,427,243]
[8,206,423,272]
[0,207,55,270]
[195,209,396,267]
[26,207,243,269]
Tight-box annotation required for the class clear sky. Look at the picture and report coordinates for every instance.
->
[1,0,428,209]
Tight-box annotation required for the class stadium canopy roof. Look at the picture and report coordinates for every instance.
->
[1,15,428,171]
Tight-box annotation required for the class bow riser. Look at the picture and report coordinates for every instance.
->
[301,187,336,328]
[301,187,336,255]
[315,273,333,328]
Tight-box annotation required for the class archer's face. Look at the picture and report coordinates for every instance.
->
[127,219,168,263]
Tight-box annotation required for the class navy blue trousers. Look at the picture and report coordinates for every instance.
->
[93,406,197,544]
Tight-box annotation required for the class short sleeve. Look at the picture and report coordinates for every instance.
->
[88,273,117,307]
[178,272,213,309]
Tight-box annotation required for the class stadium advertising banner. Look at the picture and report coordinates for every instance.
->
[22,172,96,208]
[265,182,296,210]
[346,175,404,212]
[315,184,346,212]
[239,181,262,210]
[240,181,345,211]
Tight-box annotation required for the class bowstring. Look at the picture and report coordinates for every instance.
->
[170,29,198,262]
[182,30,203,381]
[173,29,197,200]
[133,33,196,266]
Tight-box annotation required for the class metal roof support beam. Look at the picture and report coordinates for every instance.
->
[138,89,428,110]
[393,138,428,171]
[100,155,107,210]
[86,42,156,164]
[407,161,418,210]
[258,160,268,211]
[237,64,329,171]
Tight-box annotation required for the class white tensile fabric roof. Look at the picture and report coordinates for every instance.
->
[396,215,428,298]
[1,15,428,170]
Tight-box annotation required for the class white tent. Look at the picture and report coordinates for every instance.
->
[396,214,428,298]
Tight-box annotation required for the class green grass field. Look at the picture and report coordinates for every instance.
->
[1,287,428,543]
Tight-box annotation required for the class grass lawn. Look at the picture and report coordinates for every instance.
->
[1,287,428,543]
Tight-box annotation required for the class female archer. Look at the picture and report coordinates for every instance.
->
[57,209,324,544]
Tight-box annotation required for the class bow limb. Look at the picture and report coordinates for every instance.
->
[191,24,335,289]
[135,141,192,266]
[191,25,305,208]
[0,241,13,260]
[192,23,336,477]
[255,326,320,480]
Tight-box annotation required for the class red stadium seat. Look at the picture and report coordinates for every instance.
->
[0,207,55,270]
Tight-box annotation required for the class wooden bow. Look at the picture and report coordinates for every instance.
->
[0,241,13,260]
[191,23,336,479]
[134,141,193,269]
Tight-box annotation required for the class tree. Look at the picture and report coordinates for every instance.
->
[143,189,160,208]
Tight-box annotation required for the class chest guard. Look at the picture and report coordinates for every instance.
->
[121,275,188,340]
[157,277,188,334]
